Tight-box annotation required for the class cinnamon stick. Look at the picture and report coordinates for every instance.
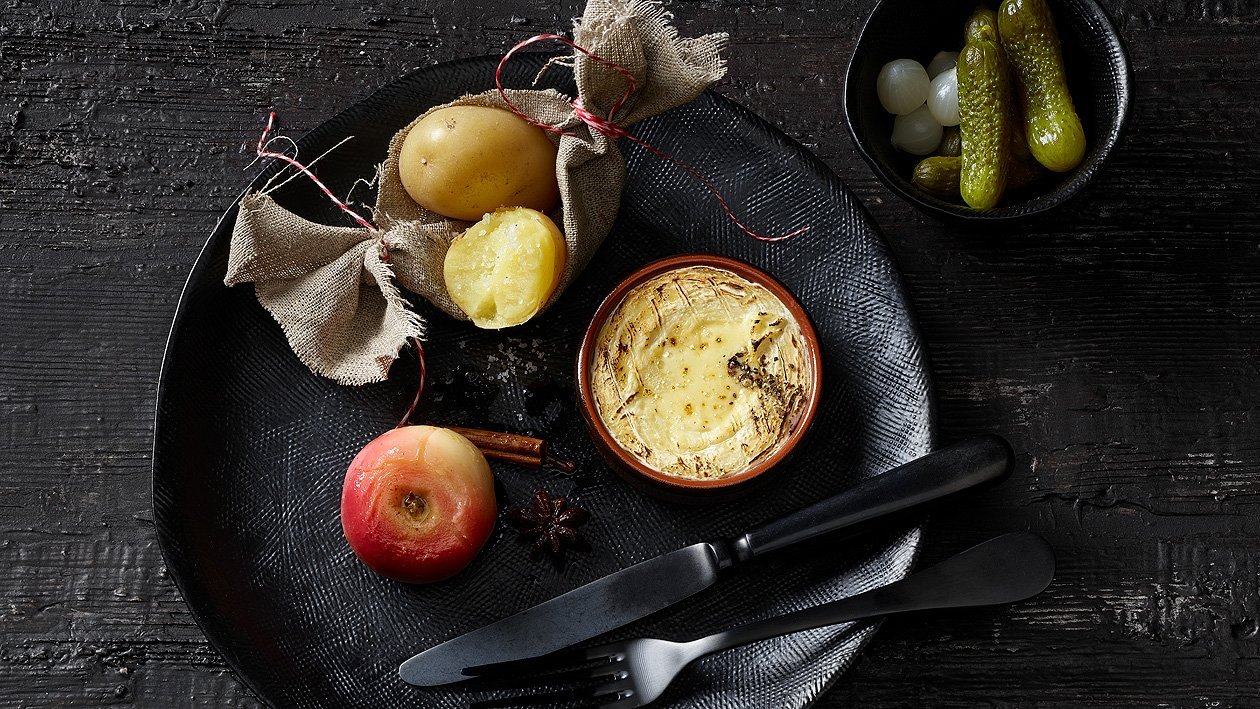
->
[448,427,544,458]
[447,426,575,474]
[481,449,551,468]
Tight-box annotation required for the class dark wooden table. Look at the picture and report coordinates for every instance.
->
[3,0,1258,705]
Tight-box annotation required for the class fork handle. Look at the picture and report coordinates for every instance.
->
[690,532,1055,658]
[734,435,1013,560]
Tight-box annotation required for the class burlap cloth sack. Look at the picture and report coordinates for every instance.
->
[225,0,727,385]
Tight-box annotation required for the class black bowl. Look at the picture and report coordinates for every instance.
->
[844,0,1132,221]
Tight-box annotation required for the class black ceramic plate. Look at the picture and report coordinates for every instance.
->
[154,54,934,708]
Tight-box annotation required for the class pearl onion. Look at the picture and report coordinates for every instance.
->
[927,67,960,127]
[927,51,959,79]
[876,59,930,115]
[891,104,943,155]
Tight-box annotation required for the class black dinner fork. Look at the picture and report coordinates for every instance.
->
[463,532,1055,709]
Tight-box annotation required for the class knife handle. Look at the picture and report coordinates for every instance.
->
[692,533,1054,657]
[734,435,1013,560]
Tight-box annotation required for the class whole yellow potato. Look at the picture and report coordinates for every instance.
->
[443,208,566,329]
[398,106,560,221]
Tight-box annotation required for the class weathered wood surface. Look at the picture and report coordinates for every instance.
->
[2,0,1258,705]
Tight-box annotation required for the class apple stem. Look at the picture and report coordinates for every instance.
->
[402,491,427,518]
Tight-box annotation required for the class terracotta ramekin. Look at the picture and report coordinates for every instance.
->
[576,254,823,501]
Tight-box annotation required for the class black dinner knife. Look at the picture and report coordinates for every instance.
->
[399,435,1013,686]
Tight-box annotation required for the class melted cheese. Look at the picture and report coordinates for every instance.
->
[590,266,809,480]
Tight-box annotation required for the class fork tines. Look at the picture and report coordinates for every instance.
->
[463,645,633,708]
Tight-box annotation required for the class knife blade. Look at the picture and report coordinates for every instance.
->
[400,434,1013,686]
[399,543,724,686]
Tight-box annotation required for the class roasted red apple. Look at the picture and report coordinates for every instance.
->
[341,426,497,583]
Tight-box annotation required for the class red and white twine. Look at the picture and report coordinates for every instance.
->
[496,33,809,242]
[254,111,379,234]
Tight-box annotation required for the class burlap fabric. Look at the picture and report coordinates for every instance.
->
[224,0,727,385]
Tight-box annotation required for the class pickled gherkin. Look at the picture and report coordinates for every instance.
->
[964,5,1000,43]
[956,38,1011,210]
[999,0,1086,172]
[970,1,1045,191]
[939,127,962,157]
[913,156,963,198]
[913,153,1038,199]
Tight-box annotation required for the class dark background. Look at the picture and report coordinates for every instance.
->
[2,0,1257,706]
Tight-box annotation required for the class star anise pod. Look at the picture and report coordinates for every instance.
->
[505,489,591,559]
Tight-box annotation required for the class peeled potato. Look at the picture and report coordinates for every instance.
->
[443,208,566,329]
[398,106,559,221]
